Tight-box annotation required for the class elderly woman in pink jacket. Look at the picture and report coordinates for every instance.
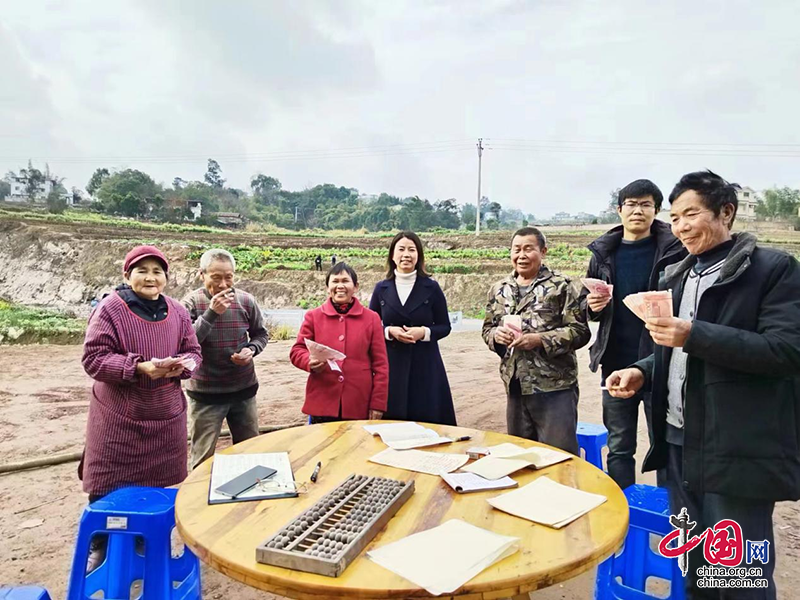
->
[80,245,202,570]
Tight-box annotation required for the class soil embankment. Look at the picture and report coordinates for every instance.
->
[0,218,508,317]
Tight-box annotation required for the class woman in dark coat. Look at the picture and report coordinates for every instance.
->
[369,231,456,425]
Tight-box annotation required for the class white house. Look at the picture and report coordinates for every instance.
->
[551,212,573,223]
[187,199,203,221]
[7,173,70,204]
[736,186,759,221]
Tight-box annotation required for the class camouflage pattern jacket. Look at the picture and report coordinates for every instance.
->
[482,266,590,394]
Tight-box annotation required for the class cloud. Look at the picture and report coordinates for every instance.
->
[1,0,798,216]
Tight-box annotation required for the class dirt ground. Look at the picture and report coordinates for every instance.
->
[1,332,799,598]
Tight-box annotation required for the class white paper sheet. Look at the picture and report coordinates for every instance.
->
[367,519,519,595]
[363,422,453,450]
[440,472,518,493]
[487,476,607,529]
[369,448,469,475]
[461,443,572,480]
[208,452,295,503]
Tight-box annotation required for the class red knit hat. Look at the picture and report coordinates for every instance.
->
[123,245,169,275]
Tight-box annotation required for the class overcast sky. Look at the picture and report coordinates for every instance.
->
[2,0,799,218]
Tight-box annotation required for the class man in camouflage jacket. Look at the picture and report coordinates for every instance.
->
[482,227,590,454]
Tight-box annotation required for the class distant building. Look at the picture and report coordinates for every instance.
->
[7,173,69,204]
[574,212,596,224]
[598,208,621,224]
[551,212,572,224]
[187,199,203,221]
[736,186,759,221]
[215,212,245,228]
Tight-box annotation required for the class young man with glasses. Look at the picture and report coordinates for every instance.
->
[584,179,686,489]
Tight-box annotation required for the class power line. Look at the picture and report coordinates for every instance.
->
[0,139,474,164]
[490,138,800,148]
[6,136,800,167]
[489,145,800,158]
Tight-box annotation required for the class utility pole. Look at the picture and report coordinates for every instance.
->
[475,138,483,236]
[295,206,299,224]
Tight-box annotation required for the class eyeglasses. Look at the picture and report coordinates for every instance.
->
[622,200,656,211]
[256,478,309,495]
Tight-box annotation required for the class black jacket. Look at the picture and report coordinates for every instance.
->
[369,276,456,426]
[586,220,686,372]
[636,233,800,501]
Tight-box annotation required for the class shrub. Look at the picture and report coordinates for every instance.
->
[271,324,297,341]
[262,316,297,341]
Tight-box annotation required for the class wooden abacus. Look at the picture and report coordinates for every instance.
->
[256,473,414,576]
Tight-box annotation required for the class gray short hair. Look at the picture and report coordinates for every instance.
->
[199,248,236,272]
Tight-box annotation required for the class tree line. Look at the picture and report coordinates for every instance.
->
[78,159,531,231]
[4,159,799,230]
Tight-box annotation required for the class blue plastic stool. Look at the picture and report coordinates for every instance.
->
[0,588,52,600]
[67,487,201,600]
[577,422,608,470]
[595,484,685,599]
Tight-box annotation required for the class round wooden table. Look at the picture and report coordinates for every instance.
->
[176,421,628,599]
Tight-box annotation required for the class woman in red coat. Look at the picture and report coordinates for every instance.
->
[290,263,388,423]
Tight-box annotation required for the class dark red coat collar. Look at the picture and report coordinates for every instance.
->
[320,297,365,317]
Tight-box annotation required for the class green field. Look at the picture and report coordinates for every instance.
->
[0,300,86,345]
[186,242,592,276]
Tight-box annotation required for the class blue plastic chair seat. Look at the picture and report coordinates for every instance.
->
[0,588,52,600]
[577,421,608,470]
[595,484,685,599]
[67,486,201,600]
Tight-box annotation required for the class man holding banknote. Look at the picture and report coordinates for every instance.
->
[606,171,800,598]
[584,179,685,489]
[182,248,269,468]
[482,227,590,454]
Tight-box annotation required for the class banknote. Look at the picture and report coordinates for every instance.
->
[502,315,523,339]
[622,291,673,321]
[622,294,646,321]
[152,355,197,371]
[642,291,673,319]
[581,277,614,297]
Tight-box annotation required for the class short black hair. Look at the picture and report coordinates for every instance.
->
[385,231,429,279]
[511,226,546,250]
[617,179,663,211]
[325,262,358,286]
[668,170,740,224]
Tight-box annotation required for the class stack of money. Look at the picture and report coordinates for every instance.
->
[581,277,614,297]
[622,291,673,321]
